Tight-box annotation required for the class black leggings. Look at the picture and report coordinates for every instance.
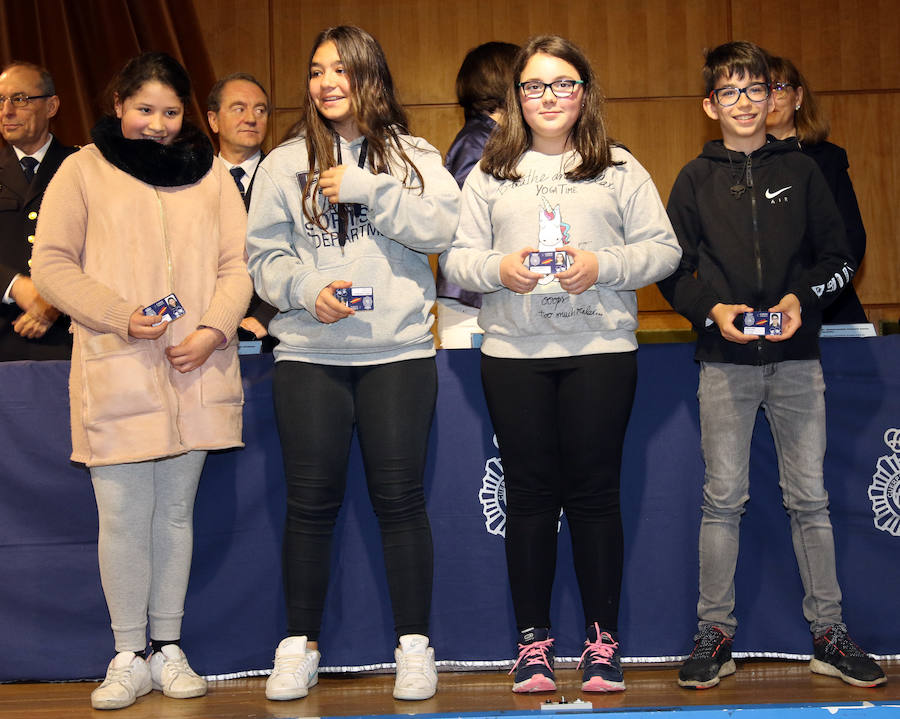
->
[273,358,437,641]
[481,351,637,632]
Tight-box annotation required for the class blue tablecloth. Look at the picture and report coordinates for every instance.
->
[1,338,898,681]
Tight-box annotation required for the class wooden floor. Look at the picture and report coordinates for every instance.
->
[1,660,897,718]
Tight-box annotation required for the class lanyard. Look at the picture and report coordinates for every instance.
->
[335,136,368,169]
[334,137,368,254]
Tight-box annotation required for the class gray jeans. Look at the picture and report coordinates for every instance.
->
[90,451,207,652]
[695,360,842,637]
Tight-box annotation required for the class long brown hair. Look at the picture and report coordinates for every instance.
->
[480,35,617,182]
[768,56,830,145]
[284,25,425,229]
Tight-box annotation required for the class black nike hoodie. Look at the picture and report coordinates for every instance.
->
[658,136,855,365]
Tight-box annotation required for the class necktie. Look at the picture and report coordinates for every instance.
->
[20,156,39,183]
[229,166,246,198]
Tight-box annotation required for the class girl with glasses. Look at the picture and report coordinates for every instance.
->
[441,35,681,694]
[246,25,459,702]
[765,56,868,324]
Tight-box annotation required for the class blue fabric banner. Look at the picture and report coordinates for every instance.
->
[0,337,897,681]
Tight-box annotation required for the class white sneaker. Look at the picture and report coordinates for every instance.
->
[91,651,152,710]
[393,634,437,700]
[148,644,208,699]
[265,636,320,701]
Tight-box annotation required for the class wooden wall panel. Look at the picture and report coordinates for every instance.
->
[606,98,720,203]
[405,105,465,157]
[269,0,728,106]
[607,98,721,314]
[271,109,301,147]
[191,0,271,94]
[193,0,900,329]
[819,93,900,304]
[191,0,273,149]
[732,0,900,91]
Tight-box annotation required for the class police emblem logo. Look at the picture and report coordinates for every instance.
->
[479,436,507,537]
[478,434,562,538]
[868,428,900,537]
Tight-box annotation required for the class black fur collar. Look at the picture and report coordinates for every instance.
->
[91,115,213,187]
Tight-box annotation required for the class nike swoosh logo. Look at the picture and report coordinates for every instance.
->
[765,186,792,199]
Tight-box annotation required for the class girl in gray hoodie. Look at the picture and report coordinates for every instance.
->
[246,25,459,703]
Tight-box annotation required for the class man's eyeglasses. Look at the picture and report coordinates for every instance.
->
[709,83,770,107]
[0,93,53,108]
[770,82,796,96]
[518,80,584,99]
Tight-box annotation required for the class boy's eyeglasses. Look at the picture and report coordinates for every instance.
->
[0,93,53,108]
[709,83,770,107]
[518,80,584,99]
[770,82,796,96]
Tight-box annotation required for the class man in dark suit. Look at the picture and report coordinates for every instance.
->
[0,61,76,360]
[207,73,276,349]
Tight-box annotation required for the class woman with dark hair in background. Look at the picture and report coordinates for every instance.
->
[437,41,519,344]
[32,52,252,710]
[247,25,459,702]
[444,41,520,188]
[766,56,868,324]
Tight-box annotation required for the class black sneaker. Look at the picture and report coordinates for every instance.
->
[677,625,736,689]
[509,627,556,693]
[579,623,625,692]
[810,625,886,687]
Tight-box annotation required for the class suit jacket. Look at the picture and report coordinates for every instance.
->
[241,152,278,340]
[0,137,77,360]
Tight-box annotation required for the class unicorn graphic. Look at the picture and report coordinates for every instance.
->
[535,197,570,285]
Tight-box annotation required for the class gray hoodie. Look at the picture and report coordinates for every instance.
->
[440,147,681,359]
[247,133,460,365]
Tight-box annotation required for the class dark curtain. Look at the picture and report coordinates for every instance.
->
[0,0,216,147]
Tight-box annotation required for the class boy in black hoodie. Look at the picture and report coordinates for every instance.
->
[658,41,884,690]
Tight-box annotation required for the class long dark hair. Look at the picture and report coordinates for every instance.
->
[480,35,617,182]
[284,26,425,229]
[456,41,520,120]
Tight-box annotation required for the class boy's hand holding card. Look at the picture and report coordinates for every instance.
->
[742,311,782,336]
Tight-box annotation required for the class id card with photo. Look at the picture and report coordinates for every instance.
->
[742,311,782,336]
[527,251,569,275]
[143,293,185,326]
[334,286,374,311]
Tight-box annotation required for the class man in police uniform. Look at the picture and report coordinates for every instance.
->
[0,61,76,360]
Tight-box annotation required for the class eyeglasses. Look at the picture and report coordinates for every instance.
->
[518,80,584,99]
[0,93,53,108]
[709,83,770,107]
[770,82,796,96]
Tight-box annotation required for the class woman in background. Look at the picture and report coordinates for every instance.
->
[444,41,520,188]
[437,41,519,345]
[766,56,868,324]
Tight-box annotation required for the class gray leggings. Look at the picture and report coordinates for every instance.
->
[90,451,206,652]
